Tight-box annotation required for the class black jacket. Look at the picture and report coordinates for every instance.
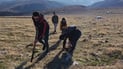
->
[59,26,81,49]
[52,15,58,23]
[60,26,81,41]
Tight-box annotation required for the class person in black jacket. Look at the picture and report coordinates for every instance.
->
[32,12,49,53]
[59,26,81,59]
[52,12,59,33]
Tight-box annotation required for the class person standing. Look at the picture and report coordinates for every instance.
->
[60,18,67,32]
[52,12,59,33]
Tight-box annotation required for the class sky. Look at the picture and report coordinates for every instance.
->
[50,0,104,6]
[0,0,104,6]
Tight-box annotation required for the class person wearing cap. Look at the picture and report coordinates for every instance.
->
[59,25,81,60]
[32,11,49,53]
[52,12,59,33]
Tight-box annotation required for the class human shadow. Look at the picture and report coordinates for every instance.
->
[25,31,59,48]
[49,40,61,52]
[15,40,61,69]
[44,50,73,69]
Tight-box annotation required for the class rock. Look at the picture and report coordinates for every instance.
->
[73,61,79,66]
[82,39,88,42]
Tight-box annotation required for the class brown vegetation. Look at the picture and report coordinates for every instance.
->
[0,9,123,69]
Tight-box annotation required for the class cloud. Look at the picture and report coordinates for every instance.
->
[0,0,104,6]
[50,0,104,5]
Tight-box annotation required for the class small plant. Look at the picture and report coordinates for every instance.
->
[0,63,7,69]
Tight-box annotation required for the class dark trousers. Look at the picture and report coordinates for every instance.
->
[53,23,58,32]
[38,27,49,52]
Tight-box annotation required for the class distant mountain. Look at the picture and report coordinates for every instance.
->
[43,5,87,14]
[90,0,123,8]
[0,0,86,16]
[1,0,64,11]
[0,0,65,15]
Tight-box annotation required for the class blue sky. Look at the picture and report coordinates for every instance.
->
[50,0,104,6]
[0,0,104,6]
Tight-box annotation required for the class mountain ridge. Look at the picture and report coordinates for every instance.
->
[0,0,86,16]
[91,0,123,8]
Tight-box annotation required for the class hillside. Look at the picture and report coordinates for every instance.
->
[91,0,123,8]
[0,0,64,16]
[43,5,87,14]
[0,0,87,16]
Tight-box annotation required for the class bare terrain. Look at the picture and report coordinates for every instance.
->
[0,9,123,69]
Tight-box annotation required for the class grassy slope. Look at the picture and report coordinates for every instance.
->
[0,9,123,69]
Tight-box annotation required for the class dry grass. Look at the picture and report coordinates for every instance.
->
[0,9,123,69]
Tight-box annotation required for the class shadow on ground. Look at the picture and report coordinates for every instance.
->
[15,40,71,69]
[44,49,73,69]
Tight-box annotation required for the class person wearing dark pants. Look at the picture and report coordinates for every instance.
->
[32,12,49,53]
[59,26,81,60]
[52,12,59,33]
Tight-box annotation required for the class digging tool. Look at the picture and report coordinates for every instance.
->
[30,40,37,62]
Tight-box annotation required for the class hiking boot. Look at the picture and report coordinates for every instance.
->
[44,45,49,53]
[44,48,49,53]
[42,46,45,50]
[53,31,57,34]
